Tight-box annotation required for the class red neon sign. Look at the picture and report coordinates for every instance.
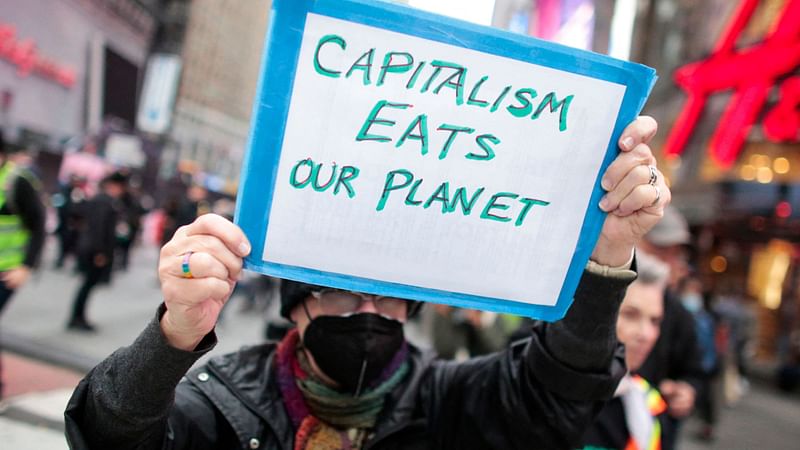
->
[0,23,77,89]
[663,0,800,168]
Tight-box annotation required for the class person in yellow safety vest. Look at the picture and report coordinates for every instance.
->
[0,131,46,403]
[581,252,670,450]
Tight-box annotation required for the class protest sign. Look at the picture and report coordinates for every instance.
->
[236,0,657,320]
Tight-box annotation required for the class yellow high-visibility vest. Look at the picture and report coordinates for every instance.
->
[0,162,31,271]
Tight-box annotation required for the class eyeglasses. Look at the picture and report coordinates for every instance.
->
[309,289,408,318]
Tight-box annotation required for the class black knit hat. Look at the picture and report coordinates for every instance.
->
[279,279,422,320]
[279,279,322,320]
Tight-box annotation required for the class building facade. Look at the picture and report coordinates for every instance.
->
[0,0,156,190]
[0,0,154,150]
[162,0,271,195]
[489,0,800,363]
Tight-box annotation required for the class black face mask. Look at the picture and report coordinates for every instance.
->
[302,313,404,395]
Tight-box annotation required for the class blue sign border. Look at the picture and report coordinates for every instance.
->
[235,0,656,321]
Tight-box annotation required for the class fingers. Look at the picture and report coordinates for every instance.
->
[165,251,230,280]
[161,237,243,282]
[179,214,251,257]
[613,184,663,217]
[601,143,657,191]
[160,214,250,281]
[162,277,234,308]
[618,116,657,152]
[600,164,670,216]
[600,118,670,217]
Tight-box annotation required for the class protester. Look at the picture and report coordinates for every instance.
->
[53,175,89,269]
[65,117,670,449]
[66,172,127,331]
[0,132,46,404]
[581,252,670,450]
[636,205,703,449]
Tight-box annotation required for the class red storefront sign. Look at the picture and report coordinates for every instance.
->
[0,23,77,89]
[664,0,800,168]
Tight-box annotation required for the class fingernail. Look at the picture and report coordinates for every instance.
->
[599,197,610,211]
[239,242,251,256]
[601,177,612,191]
[621,136,634,150]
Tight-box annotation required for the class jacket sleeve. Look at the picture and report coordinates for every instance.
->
[11,175,46,268]
[424,268,634,450]
[64,305,218,450]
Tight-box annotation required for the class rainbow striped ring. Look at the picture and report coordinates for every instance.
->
[182,252,194,279]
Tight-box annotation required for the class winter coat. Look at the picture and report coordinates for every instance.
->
[75,192,118,282]
[65,269,634,450]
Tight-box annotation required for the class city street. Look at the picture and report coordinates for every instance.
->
[2,0,799,449]
[0,240,798,449]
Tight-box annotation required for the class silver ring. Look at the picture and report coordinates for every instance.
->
[650,185,661,207]
[648,165,658,186]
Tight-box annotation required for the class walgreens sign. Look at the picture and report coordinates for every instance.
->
[0,23,77,89]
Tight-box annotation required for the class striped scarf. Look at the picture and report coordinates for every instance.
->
[617,374,667,450]
[276,329,409,450]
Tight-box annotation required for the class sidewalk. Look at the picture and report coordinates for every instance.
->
[1,352,81,449]
[2,241,267,372]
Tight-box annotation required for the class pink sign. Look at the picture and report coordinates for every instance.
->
[0,23,77,88]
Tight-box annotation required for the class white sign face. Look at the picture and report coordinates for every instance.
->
[260,13,626,307]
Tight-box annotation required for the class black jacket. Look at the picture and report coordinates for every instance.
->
[76,192,119,261]
[65,269,634,450]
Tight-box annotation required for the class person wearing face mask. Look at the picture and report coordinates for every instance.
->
[677,274,719,441]
[636,206,703,449]
[64,117,671,450]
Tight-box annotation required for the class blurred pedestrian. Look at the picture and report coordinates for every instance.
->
[637,205,704,450]
[678,274,720,441]
[160,184,209,246]
[66,172,126,331]
[581,252,670,450]
[115,180,146,271]
[714,286,754,405]
[0,131,46,402]
[53,175,89,269]
[430,305,507,360]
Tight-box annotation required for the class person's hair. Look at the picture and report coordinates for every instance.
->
[635,251,670,285]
